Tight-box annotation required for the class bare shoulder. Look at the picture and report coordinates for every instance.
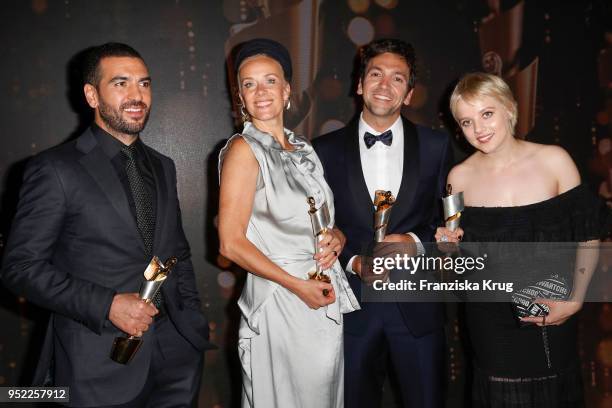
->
[225,135,250,153]
[223,136,257,166]
[529,142,575,170]
[529,142,580,192]
[447,155,478,191]
[527,142,567,161]
[219,135,260,187]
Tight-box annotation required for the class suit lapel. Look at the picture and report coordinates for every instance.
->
[144,148,167,255]
[344,119,375,230]
[77,130,145,253]
[387,117,420,233]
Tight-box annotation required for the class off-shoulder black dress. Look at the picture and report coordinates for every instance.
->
[460,184,608,408]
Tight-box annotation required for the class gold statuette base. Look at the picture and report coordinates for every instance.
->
[308,271,331,283]
[110,336,142,365]
[308,271,331,297]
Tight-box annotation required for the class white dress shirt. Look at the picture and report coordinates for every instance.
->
[359,113,405,199]
[345,113,424,274]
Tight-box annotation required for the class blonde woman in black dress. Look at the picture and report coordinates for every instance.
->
[436,73,603,407]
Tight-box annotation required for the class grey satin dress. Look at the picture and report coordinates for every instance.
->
[219,122,360,408]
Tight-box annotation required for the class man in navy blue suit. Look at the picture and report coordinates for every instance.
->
[313,38,452,408]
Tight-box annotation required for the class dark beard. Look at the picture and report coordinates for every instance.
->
[98,100,150,135]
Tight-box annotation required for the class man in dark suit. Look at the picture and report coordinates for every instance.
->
[1,43,212,407]
[313,39,452,408]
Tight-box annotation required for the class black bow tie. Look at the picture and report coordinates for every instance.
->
[364,129,393,149]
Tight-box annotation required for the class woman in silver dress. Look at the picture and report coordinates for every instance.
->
[218,39,359,408]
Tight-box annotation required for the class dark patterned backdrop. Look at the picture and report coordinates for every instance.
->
[0,1,610,407]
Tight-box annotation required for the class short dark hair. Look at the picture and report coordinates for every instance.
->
[359,38,417,89]
[83,42,144,87]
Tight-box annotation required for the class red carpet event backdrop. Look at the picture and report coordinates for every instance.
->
[0,0,610,407]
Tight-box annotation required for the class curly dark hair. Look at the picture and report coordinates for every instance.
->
[359,38,417,89]
[82,42,144,87]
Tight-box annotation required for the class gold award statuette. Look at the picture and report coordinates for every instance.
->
[307,197,332,296]
[374,190,395,242]
[110,256,178,365]
[442,184,464,231]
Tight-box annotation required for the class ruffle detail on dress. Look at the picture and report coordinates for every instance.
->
[329,262,361,317]
[266,253,360,325]
[237,256,359,338]
[462,184,612,243]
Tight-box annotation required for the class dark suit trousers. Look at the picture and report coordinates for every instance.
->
[344,303,445,408]
[75,316,204,408]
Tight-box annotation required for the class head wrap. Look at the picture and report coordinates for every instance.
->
[235,38,292,82]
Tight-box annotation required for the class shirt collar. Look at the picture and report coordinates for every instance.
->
[358,113,403,149]
[91,123,144,159]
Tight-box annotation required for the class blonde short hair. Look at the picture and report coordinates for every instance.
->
[450,72,518,135]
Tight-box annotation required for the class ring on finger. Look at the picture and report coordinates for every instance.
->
[440,235,448,242]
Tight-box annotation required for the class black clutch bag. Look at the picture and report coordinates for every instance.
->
[511,274,570,323]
